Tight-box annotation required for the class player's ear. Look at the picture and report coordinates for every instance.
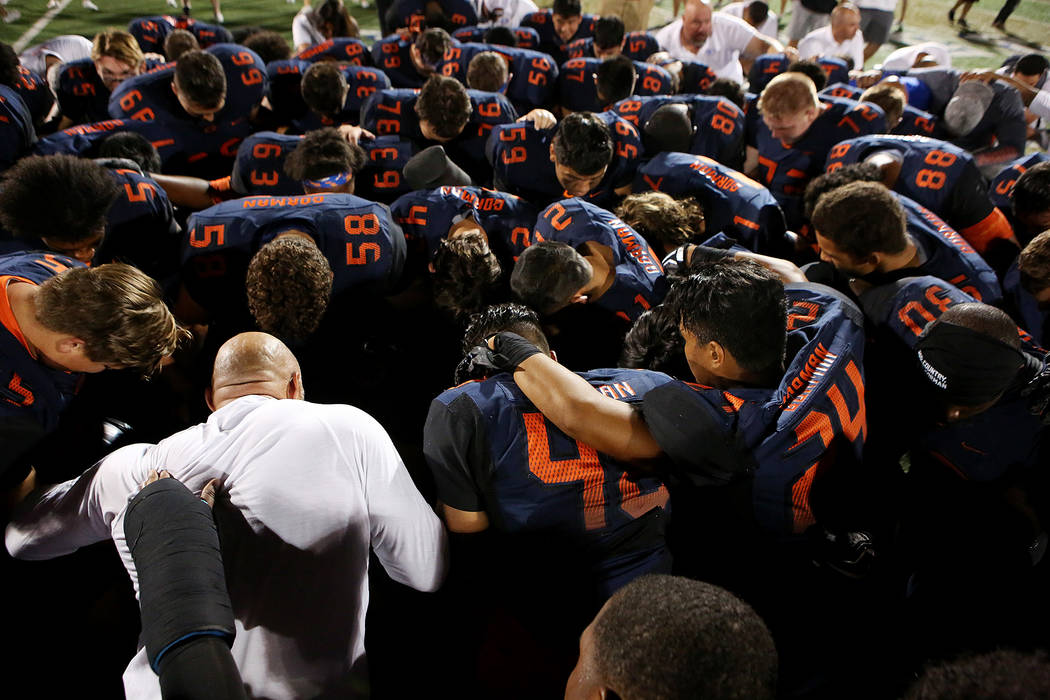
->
[204,386,216,412]
[708,340,727,368]
[549,142,557,163]
[570,293,588,305]
[549,349,558,362]
[288,371,305,400]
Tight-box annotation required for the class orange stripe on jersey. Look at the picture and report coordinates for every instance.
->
[958,207,1018,255]
[722,392,745,412]
[791,461,818,533]
[0,275,36,356]
[929,450,968,480]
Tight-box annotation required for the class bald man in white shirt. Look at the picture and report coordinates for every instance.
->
[7,332,448,700]
[653,0,781,83]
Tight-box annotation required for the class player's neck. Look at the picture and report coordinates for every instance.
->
[7,282,47,360]
[877,236,921,273]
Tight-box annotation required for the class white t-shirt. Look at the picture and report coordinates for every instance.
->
[1029,88,1050,121]
[293,6,326,49]
[880,41,951,72]
[6,395,448,700]
[18,34,92,77]
[856,0,898,11]
[475,0,538,28]
[797,24,865,70]
[653,12,760,84]
[720,1,778,40]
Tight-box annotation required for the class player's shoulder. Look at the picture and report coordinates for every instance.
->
[0,251,83,279]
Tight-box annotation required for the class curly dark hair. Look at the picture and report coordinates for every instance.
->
[616,191,700,256]
[552,112,613,176]
[242,30,292,64]
[802,161,882,221]
[0,42,21,88]
[99,132,162,173]
[283,127,366,182]
[246,235,333,342]
[0,155,120,244]
[455,302,549,383]
[415,74,472,140]
[432,229,502,318]
[667,258,787,376]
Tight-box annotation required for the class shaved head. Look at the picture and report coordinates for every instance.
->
[207,332,304,411]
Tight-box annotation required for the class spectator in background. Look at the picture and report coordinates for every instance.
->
[475,0,539,29]
[293,0,359,53]
[720,0,778,38]
[992,0,1021,32]
[856,0,898,61]
[653,0,781,84]
[784,0,835,49]
[19,34,93,87]
[599,0,654,33]
[947,0,977,31]
[797,3,865,70]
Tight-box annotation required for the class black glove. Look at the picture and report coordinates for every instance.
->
[1021,363,1050,425]
[453,332,543,384]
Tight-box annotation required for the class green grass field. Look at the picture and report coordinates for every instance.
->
[1,0,1049,70]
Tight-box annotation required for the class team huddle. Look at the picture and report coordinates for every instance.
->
[2,0,1050,697]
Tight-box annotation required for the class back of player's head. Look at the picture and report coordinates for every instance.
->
[510,240,592,315]
[706,78,746,108]
[92,29,144,69]
[0,155,120,245]
[594,16,626,50]
[301,62,347,117]
[582,574,777,700]
[1014,53,1049,81]
[786,60,826,92]
[553,0,582,19]
[461,302,550,356]
[466,51,509,92]
[242,30,292,64]
[415,27,453,67]
[811,181,906,258]
[616,191,699,254]
[1012,161,1050,222]
[596,54,636,104]
[620,305,692,379]
[432,228,502,318]
[905,649,1050,699]
[415,74,472,139]
[163,29,200,62]
[316,0,356,38]
[642,102,694,155]
[175,50,227,109]
[860,81,906,128]
[0,42,19,88]
[284,127,365,187]
[802,162,882,220]
[668,259,787,376]
[98,131,162,173]
[944,81,993,137]
[758,72,819,117]
[745,0,770,25]
[1019,229,1050,294]
[483,26,518,47]
[553,112,613,176]
[36,263,187,375]
[246,236,333,342]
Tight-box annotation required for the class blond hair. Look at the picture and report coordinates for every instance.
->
[92,29,145,69]
[757,72,820,118]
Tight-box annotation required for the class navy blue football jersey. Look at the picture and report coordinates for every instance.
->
[816,56,850,86]
[293,37,373,66]
[487,111,641,207]
[521,10,597,63]
[1003,259,1050,348]
[677,60,719,94]
[357,136,419,204]
[558,57,673,112]
[565,32,659,61]
[452,25,541,50]
[989,152,1050,214]
[0,252,86,433]
[182,193,406,322]
[825,135,1010,250]
[371,33,452,88]
[33,118,178,164]
[436,42,559,112]
[533,198,667,322]
[0,85,35,171]
[895,193,1003,305]
[634,152,792,257]
[266,59,391,131]
[820,82,861,100]
[128,14,232,53]
[755,96,885,230]
[391,185,539,274]
[747,53,790,94]
[57,58,115,126]
[425,366,672,595]
[11,65,53,128]
[391,0,477,31]
[230,131,303,197]
[641,283,867,535]
[613,94,745,168]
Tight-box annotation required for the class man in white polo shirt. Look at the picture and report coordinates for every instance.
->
[797,2,865,70]
[653,0,781,84]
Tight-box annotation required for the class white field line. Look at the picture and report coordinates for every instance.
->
[13,0,71,53]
